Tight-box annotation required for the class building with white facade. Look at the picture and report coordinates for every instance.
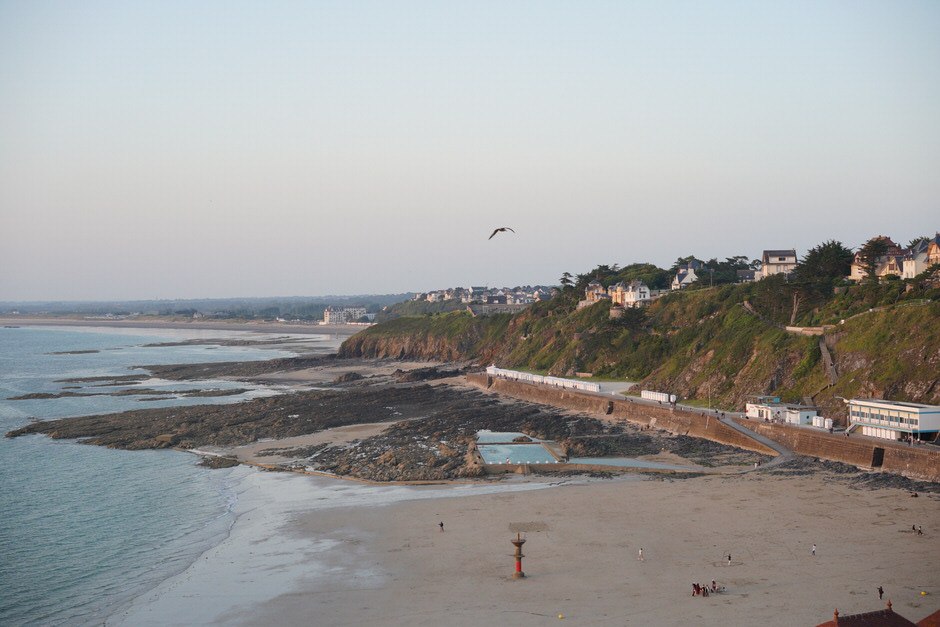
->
[323,306,367,324]
[671,260,702,290]
[610,280,651,308]
[745,401,819,425]
[847,398,940,442]
[756,249,797,280]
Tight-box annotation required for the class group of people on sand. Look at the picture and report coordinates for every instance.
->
[692,581,724,597]
[912,524,923,535]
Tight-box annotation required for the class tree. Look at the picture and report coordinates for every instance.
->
[857,236,893,281]
[703,255,753,285]
[793,240,854,283]
[559,272,574,289]
[669,256,697,274]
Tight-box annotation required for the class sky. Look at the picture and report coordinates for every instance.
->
[1,1,938,301]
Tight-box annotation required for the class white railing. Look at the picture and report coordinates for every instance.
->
[485,366,601,393]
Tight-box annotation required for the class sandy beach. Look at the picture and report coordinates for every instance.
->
[8,320,936,625]
[108,467,940,627]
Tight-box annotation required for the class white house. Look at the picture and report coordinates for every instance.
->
[847,398,940,442]
[624,280,650,307]
[902,235,940,279]
[756,249,797,280]
[671,261,702,290]
[610,280,651,308]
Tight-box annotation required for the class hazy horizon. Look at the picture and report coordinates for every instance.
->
[2,1,938,301]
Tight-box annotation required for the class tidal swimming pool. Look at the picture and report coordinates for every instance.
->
[477,444,559,464]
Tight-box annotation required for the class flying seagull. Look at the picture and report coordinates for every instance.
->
[488,227,515,240]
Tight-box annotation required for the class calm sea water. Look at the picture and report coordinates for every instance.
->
[0,326,298,626]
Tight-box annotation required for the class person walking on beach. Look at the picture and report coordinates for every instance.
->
[878,586,884,600]
[918,525,923,535]
[638,547,644,561]
[727,553,732,566]
[812,543,816,556]
[439,521,444,532]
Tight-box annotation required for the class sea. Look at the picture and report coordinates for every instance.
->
[0,325,305,626]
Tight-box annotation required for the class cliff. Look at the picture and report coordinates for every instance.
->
[340,285,940,420]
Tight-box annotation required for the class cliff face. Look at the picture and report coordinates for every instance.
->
[337,311,511,363]
[340,292,940,415]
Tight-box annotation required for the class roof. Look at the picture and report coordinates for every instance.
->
[816,602,918,627]
[850,398,940,410]
[918,608,940,626]
[763,249,797,260]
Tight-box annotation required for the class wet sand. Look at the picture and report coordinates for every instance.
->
[109,468,940,627]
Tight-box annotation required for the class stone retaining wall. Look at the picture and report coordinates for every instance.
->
[739,420,940,483]
[467,374,775,456]
[467,374,940,482]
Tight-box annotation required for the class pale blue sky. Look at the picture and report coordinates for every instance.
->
[1,1,938,300]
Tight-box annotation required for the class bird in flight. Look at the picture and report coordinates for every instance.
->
[488,227,515,240]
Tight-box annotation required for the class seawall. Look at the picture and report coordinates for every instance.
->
[466,373,776,456]
[742,421,940,483]
[466,373,940,483]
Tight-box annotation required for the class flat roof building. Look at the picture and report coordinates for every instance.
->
[745,401,819,426]
[847,398,940,442]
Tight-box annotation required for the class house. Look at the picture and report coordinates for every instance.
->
[736,269,757,283]
[756,249,797,280]
[577,281,609,309]
[460,286,488,303]
[903,239,931,279]
[928,235,940,266]
[610,280,651,308]
[671,260,702,290]
[815,600,939,626]
[849,236,903,281]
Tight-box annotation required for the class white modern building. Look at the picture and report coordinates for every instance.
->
[847,398,940,441]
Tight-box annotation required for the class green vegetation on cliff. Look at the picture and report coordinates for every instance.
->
[341,262,940,418]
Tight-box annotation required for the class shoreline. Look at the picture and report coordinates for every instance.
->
[0,316,364,337]
[5,323,938,625]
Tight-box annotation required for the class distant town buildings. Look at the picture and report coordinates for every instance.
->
[323,306,368,324]
[413,285,553,306]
